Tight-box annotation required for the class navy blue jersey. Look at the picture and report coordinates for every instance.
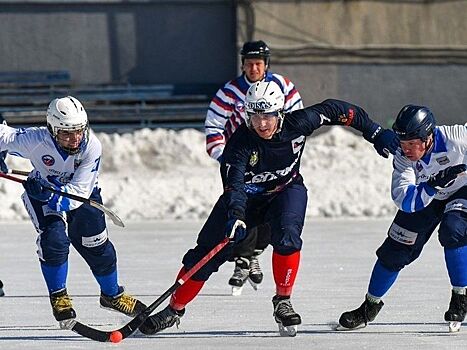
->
[221,99,381,217]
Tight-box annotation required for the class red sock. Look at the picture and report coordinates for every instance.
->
[272,251,300,296]
[169,267,205,310]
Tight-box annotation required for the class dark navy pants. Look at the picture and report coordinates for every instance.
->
[22,187,117,276]
[182,183,308,281]
[377,186,467,271]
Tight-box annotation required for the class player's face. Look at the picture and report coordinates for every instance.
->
[400,138,430,161]
[250,113,279,139]
[56,128,85,150]
[242,58,267,82]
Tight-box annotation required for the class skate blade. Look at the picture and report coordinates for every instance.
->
[247,278,259,291]
[278,323,298,337]
[231,285,244,296]
[59,319,76,330]
[449,321,462,333]
[335,323,367,331]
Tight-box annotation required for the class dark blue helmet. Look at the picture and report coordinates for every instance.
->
[240,40,270,66]
[392,105,436,141]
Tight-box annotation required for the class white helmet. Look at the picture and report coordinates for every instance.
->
[46,96,88,154]
[245,81,285,132]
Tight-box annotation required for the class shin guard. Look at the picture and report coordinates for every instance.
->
[273,251,300,296]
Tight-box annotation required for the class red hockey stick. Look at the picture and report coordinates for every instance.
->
[70,237,231,342]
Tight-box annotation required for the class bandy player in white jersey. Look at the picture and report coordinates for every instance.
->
[0,96,145,328]
[338,105,467,333]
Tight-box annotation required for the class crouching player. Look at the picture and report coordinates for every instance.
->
[338,105,466,332]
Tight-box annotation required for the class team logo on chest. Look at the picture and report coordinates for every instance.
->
[42,155,55,166]
[249,151,259,166]
[291,136,305,154]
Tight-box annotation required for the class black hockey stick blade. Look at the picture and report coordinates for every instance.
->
[69,238,230,342]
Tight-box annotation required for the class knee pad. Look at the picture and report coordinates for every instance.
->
[439,200,467,248]
[270,212,303,255]
[73,234,117,276]
[38,220,69,265]
[376,237,414,271]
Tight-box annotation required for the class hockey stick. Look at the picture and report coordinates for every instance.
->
[69,237,231,342]
[7,169,30,177]
[0,172,124,227]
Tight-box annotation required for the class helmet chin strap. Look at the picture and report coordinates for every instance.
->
[422,135,434,157]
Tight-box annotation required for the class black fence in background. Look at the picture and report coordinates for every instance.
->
[0,71,217,132]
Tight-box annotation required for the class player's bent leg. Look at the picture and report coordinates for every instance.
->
[439,199,467,332]
[139,267,204,335]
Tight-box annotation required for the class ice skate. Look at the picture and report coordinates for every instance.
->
[337,296,384,330]
[138,305,185,335]
[100,286,147,317]
[229,257,250,296]
[248,251,263,290]
[49,288,76,329]
[444,290,466,333]
[272,295,301,337]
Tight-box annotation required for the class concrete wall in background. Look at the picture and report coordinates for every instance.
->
[237,1,467,125]
[0,1,237,86]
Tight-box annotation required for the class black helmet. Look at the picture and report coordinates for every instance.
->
[392,104,436,141]
[240,40,270,66]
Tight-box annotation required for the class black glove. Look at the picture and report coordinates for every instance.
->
[427,164,467,190]
[224,209,246,243]
[372,127,399,158]
[23,177,53,202]
[0,151,7,173]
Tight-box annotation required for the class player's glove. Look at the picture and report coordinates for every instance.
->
[23,177,54,202]
[371,127,399,158]
[427,164,467,191]
[225,209,247,243]
[0,151,8,173]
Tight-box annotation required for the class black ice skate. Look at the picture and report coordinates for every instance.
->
[272,295,302,337]
[0,280,4,297]
[100,286,146,317]
[248,250,264,287]
[49,288,76,329]
[138,305,185,335]
[229,257,250,296]
[337,296,384,330]
[444,290,467,332]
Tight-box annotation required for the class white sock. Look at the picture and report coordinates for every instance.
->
[452,286,467,295]
[366,293,382,304]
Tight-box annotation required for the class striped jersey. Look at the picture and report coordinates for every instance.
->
[0,124,102,212]
[205,71,303,161]
[391,125,467,213]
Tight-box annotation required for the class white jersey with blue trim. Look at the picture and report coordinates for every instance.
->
[0,124,102,212]
[391,125,467,213]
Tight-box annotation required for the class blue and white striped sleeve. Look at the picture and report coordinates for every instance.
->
[391,154,437,212]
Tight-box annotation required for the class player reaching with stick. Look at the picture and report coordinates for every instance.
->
[0,97,146,328]
[205,40,304,295]
[139,81,399,337]
[338,106,466,332]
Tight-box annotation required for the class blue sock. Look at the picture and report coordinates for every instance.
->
[445,246,467,287]
[368,260,399,298]
[94,270,119,296]
[41,261,68,294]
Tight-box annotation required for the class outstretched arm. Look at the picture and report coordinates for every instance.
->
[297,99,399,158]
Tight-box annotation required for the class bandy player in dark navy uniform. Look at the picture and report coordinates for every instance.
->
[139,81,399,337]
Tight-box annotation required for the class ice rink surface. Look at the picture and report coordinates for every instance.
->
[0,219,466,350]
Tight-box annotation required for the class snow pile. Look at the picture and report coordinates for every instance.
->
[0,127,396,222]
